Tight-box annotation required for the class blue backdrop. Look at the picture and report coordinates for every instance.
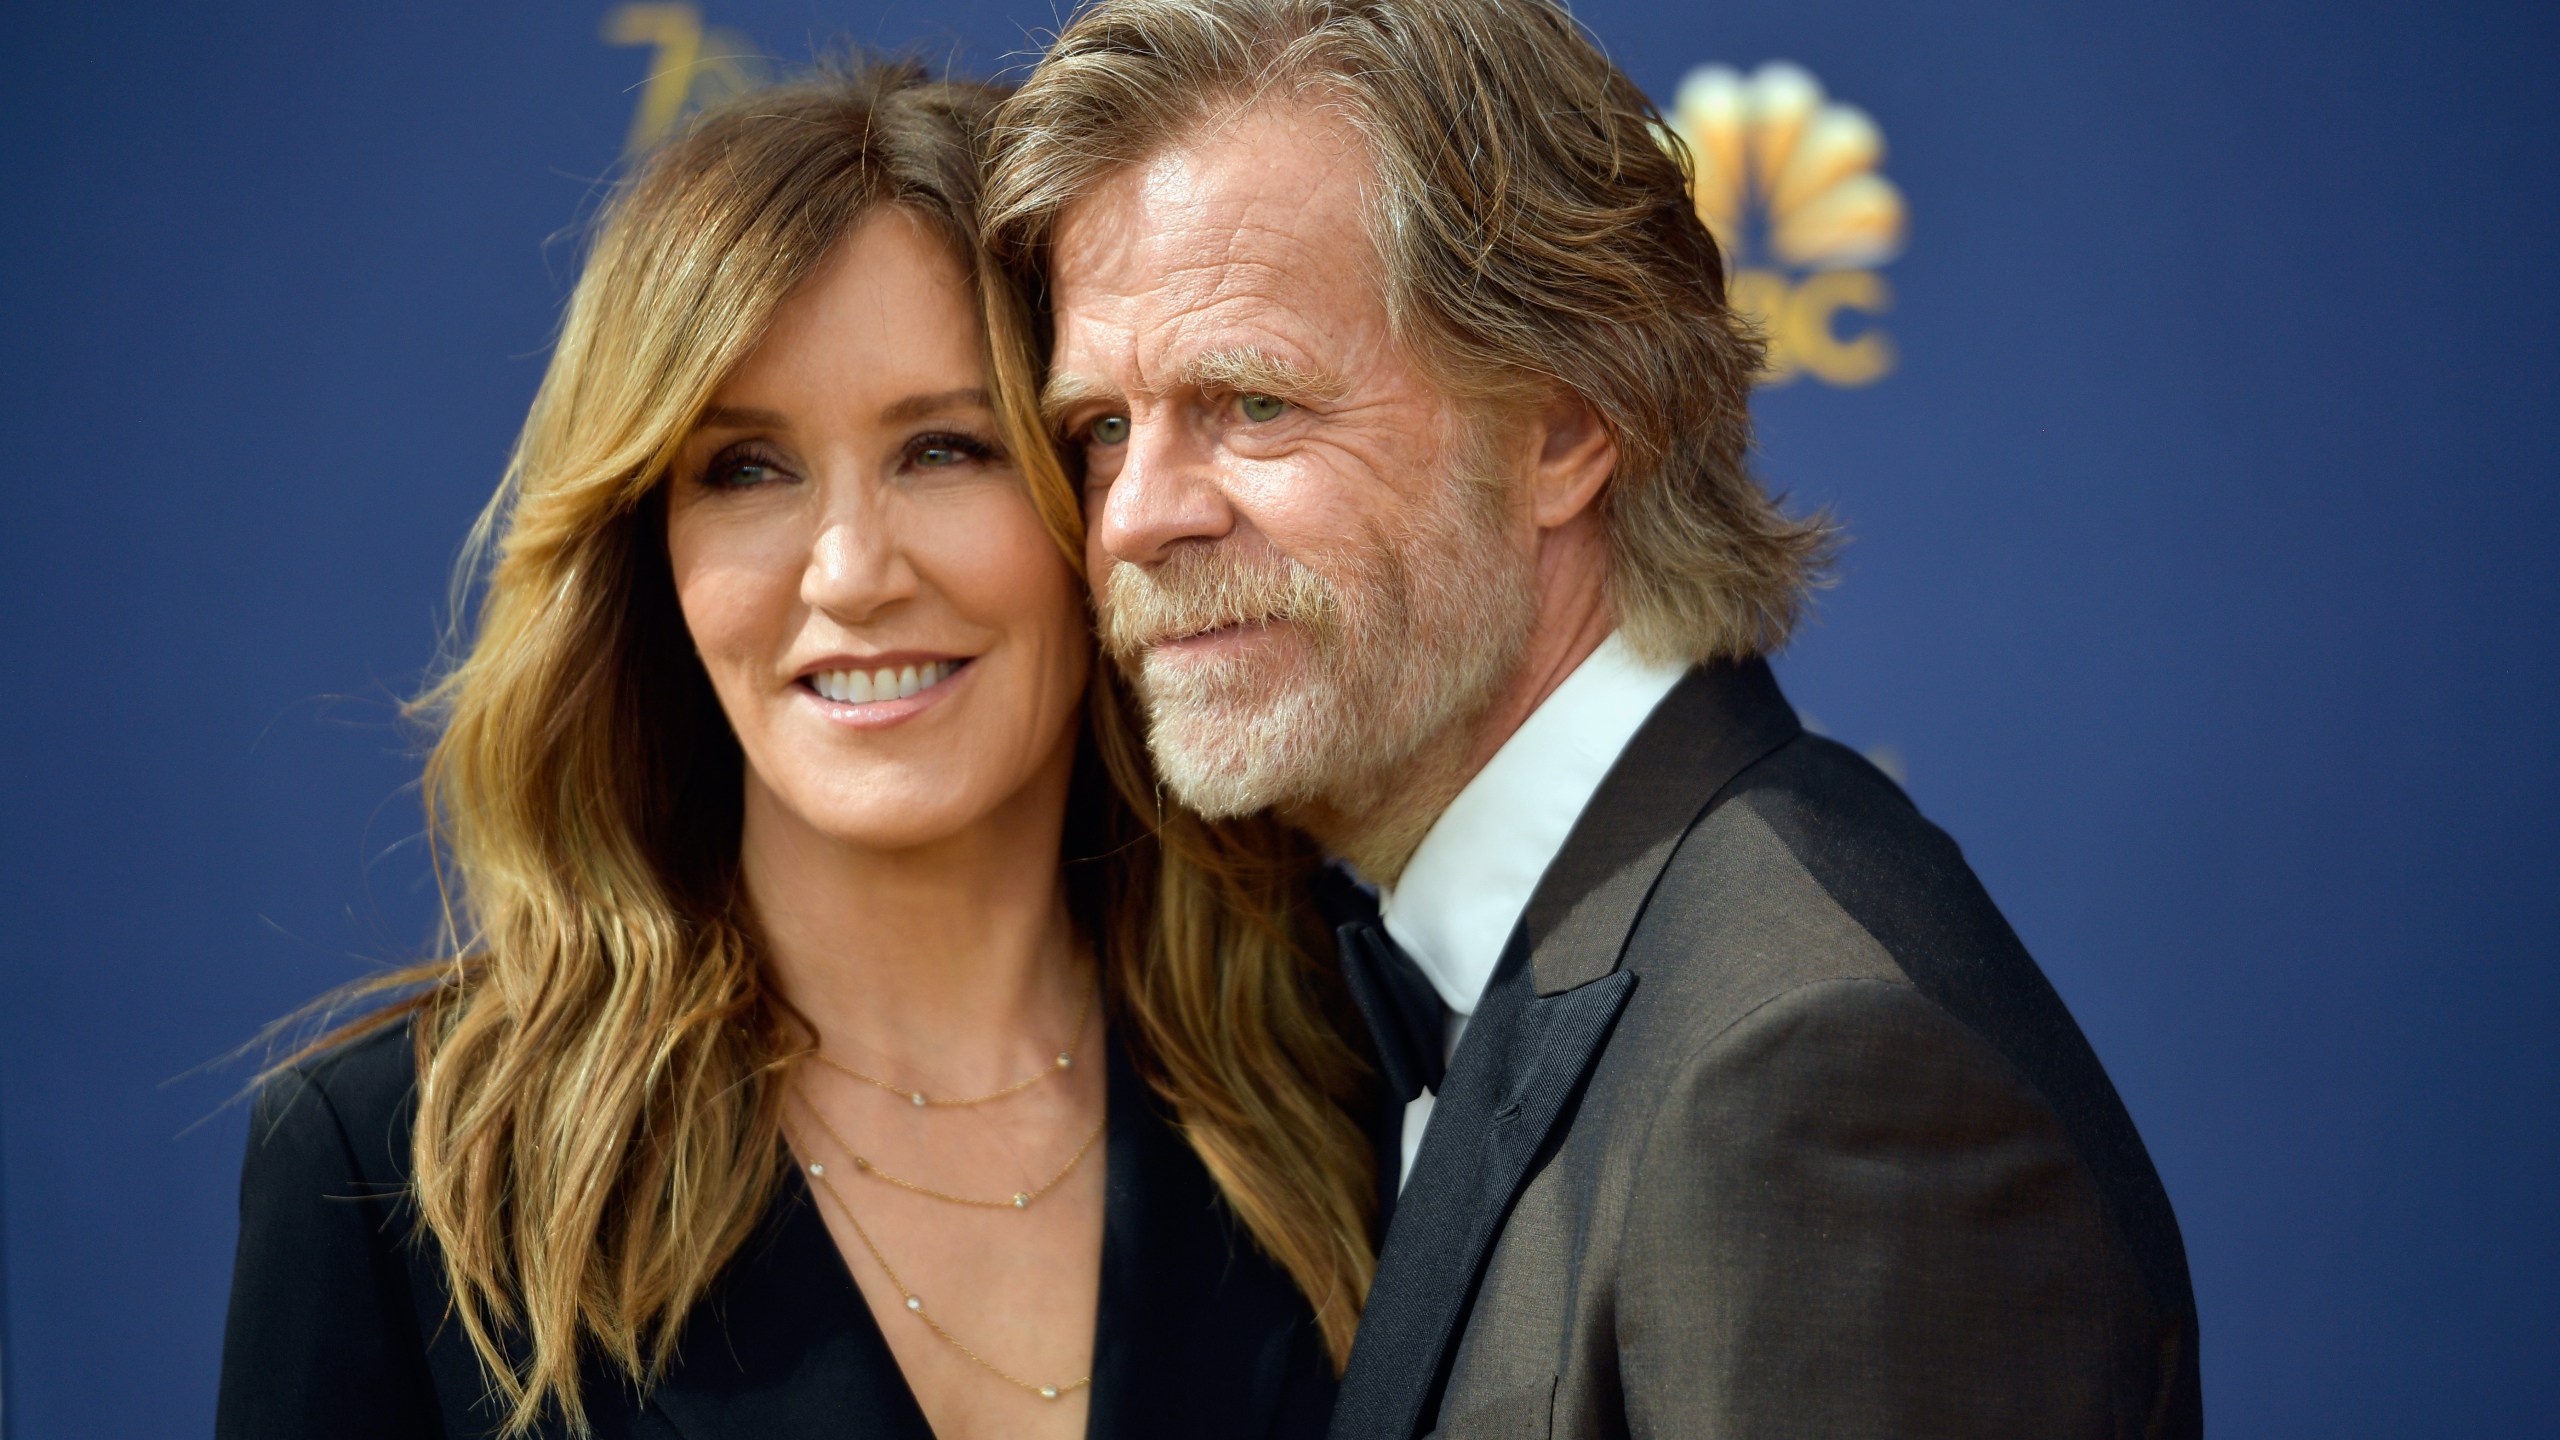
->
[3,2,2553,1434]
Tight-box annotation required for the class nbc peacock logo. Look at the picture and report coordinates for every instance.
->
[1665,62,1907,389]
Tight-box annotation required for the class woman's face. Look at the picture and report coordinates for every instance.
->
[667,209,1089,856]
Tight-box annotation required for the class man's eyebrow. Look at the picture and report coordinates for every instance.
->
[1177,347,1347,402]
[1041,371,1120,431]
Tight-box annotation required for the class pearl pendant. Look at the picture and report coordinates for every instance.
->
[906,1295,923,1312]
[911,1091,928,1107]
[1012,1192,1030,1209]
[1055,1054,1071,1069]
[1039,1386,1059,1399]
[808,1163,825,1177]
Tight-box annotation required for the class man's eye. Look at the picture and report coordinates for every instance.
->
[1238,394,1288,423]
[1088,415,1131,445]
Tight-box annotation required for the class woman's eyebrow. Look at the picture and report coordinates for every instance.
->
[694,404,789,431]
[880,387,992,424]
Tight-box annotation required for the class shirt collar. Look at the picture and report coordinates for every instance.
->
[1376,632,1688,1019]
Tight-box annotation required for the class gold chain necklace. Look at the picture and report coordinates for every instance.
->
[793,1123,1096,1403]
[798,1089,1105,1211]
[814,988,1095,1108]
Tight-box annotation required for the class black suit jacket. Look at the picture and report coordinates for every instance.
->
[219,1019,1335,1439]
[1329,660,2200,1439]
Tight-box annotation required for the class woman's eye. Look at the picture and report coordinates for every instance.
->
[904,432,997,472]
[702,454,789,489]
[1238,394,1288,423]
[1088,415,1131,446]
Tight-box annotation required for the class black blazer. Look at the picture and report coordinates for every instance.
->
[1327,659,2199,1439]
[218,1019,1335,1439]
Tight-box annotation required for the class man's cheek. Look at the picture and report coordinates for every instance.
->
[1227,461,1376,562]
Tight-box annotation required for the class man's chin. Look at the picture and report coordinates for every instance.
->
[1140,689,1330,820]
[1148,737,1285,820]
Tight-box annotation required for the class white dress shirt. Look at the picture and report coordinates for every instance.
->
[1376,632,1688,1187]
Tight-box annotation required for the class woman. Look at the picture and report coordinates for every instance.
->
[217,62,1375,1440]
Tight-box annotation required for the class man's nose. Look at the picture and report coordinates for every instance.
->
[1094,423,1237,567]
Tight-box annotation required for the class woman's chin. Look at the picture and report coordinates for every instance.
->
[755,778,990,857]
[752,735,1073,858]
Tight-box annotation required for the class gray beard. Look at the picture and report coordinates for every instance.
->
[1100,471,1538,824]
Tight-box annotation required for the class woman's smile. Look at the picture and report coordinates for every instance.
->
[797,653,976,726]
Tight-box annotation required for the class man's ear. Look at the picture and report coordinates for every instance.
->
[1528,388,1617,532]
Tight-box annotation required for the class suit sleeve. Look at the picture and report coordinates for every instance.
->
[216,1066,443,1440]
[1616,977,2156,1440]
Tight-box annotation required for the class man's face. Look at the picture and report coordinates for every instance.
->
[1046,102,1540,821]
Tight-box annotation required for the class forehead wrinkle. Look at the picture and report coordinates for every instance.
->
[1051,107,1391,408]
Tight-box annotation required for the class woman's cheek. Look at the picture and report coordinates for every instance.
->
[677,568,764,677]
[970,503,1090,720]
[928,488,1072,620]
[667,527,802,733]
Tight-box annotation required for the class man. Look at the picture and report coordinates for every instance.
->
[987,0,2201,1434]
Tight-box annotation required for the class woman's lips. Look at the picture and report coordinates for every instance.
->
[797,657,972,725]
[806,658,962,704]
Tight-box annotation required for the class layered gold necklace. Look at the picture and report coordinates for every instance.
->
[814,988,1094,1108]
[793,992,1103,1403]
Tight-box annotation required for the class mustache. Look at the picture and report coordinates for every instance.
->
[1096,547,1345,660]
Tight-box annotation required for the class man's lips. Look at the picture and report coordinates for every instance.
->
[1146,619,1282,657]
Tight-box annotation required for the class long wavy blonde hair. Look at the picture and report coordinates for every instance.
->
[294,60,1374,1435]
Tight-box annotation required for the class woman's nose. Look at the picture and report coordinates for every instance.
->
[802,508,916,622]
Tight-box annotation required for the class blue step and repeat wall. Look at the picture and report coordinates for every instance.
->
[3,1,2553,1433]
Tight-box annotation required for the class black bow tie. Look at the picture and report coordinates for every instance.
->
[1318,873,1447,1106]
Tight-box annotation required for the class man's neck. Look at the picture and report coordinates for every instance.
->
[1295,578,1615,886]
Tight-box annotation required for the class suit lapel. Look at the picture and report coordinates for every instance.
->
[645,1172,936,1440]
[1521,657,1802,997]
[1327,949,1635,1440]
[1328,659,1802,1440]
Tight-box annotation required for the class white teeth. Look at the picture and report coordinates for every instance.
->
[812,661,955,705]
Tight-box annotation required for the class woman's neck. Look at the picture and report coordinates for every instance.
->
[740,764,1087,1093]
